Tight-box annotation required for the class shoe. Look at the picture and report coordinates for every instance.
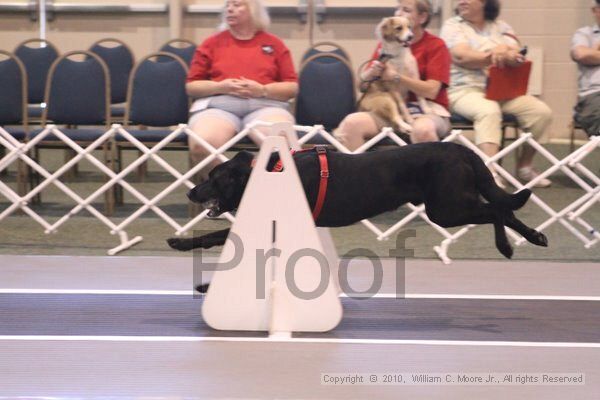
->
[517,166,552,188]
[492,171,506,189]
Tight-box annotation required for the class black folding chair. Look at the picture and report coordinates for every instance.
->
[113,52,190,204]
[158,38,196,66]
[29,50,112,209]
[295,53,356,142]
[0,50,28,193]
[300,41,351,63]
[89,38,135,123]
[13,39,59,122]
[0,50,28,140]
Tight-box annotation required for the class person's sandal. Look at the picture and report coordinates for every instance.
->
[517,166,552,188]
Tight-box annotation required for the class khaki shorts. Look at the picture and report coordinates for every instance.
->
[188,95,294,131]
[189,107,294,132]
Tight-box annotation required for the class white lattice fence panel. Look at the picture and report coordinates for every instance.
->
[1,123,598,260]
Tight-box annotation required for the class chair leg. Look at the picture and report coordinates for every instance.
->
[513,126,522,164]
[498,125,506,166]
[16,158,27,197]
[115,146,124,205]
[63,148,77,180]
[136,149,147,181]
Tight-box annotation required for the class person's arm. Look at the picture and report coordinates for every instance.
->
[259,39,299,101]
[205,77,296,101]
[357,60,385,92]
[185,80,232,98]
[451,43,524,69]
[440,19,492,69]
[450,42,492,69]
[571,45,600,65]
[395,75,442,100]
[263,81,298,101]
[444,19,523,69]
[237,79,297,101]
[186,78,298,101]
[186,39,220,97]
[379,63,442,99]
[570,28,600,66]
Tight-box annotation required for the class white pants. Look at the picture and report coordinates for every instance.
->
[449,87,552,145]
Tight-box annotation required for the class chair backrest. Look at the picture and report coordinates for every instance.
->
[89,38,134,104]
[13,39,59,104]
[125,52,189,127]
[43,50,111,126]
[295,53,356,132]
[301,41,351,64]
[158,38,197,65]
[0,50,28,127]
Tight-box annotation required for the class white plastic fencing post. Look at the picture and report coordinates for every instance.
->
[251,121,301,150]
[201,136,343,336]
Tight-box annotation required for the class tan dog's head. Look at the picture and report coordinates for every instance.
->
[376,16,413,47]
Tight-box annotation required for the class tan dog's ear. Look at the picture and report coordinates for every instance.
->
[378,17,395,42]
[375,17,388,41]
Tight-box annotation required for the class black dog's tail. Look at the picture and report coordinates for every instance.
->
[468,150,531,210]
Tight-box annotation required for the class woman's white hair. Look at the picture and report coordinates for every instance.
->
[219,0,271,31]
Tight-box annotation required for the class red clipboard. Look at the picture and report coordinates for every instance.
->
[485,61,532,101]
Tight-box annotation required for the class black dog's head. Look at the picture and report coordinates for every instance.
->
[187,151,253,217]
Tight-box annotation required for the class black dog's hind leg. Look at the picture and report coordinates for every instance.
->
[491,213,513,259]
[167,228,230,251]
[503,212,548,247]
[427,201,513,259]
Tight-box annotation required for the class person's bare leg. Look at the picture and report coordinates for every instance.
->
[189,116,237,182]
[187,116,237,216]
[410,117,438,143]
[501,95,552,169]
[333,112,379,151]
[516,142,536,168]
[478,142,500,159]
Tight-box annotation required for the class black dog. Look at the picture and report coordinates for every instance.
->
[168,142,547,258]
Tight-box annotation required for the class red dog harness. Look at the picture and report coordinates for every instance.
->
[252,146,330,221]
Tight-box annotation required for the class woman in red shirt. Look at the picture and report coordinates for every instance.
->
[334,0,451,151]
[186,0,298,179]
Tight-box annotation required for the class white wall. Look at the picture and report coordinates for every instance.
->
[1,0,597,140]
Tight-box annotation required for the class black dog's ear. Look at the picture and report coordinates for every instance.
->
[232,151,254,165]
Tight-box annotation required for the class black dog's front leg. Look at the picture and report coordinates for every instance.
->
[167,228,231,251]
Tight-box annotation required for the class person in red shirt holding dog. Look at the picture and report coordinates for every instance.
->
[186,0,298,180]
[334,0,452,151]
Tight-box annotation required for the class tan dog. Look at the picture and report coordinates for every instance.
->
[358,16,432,133]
